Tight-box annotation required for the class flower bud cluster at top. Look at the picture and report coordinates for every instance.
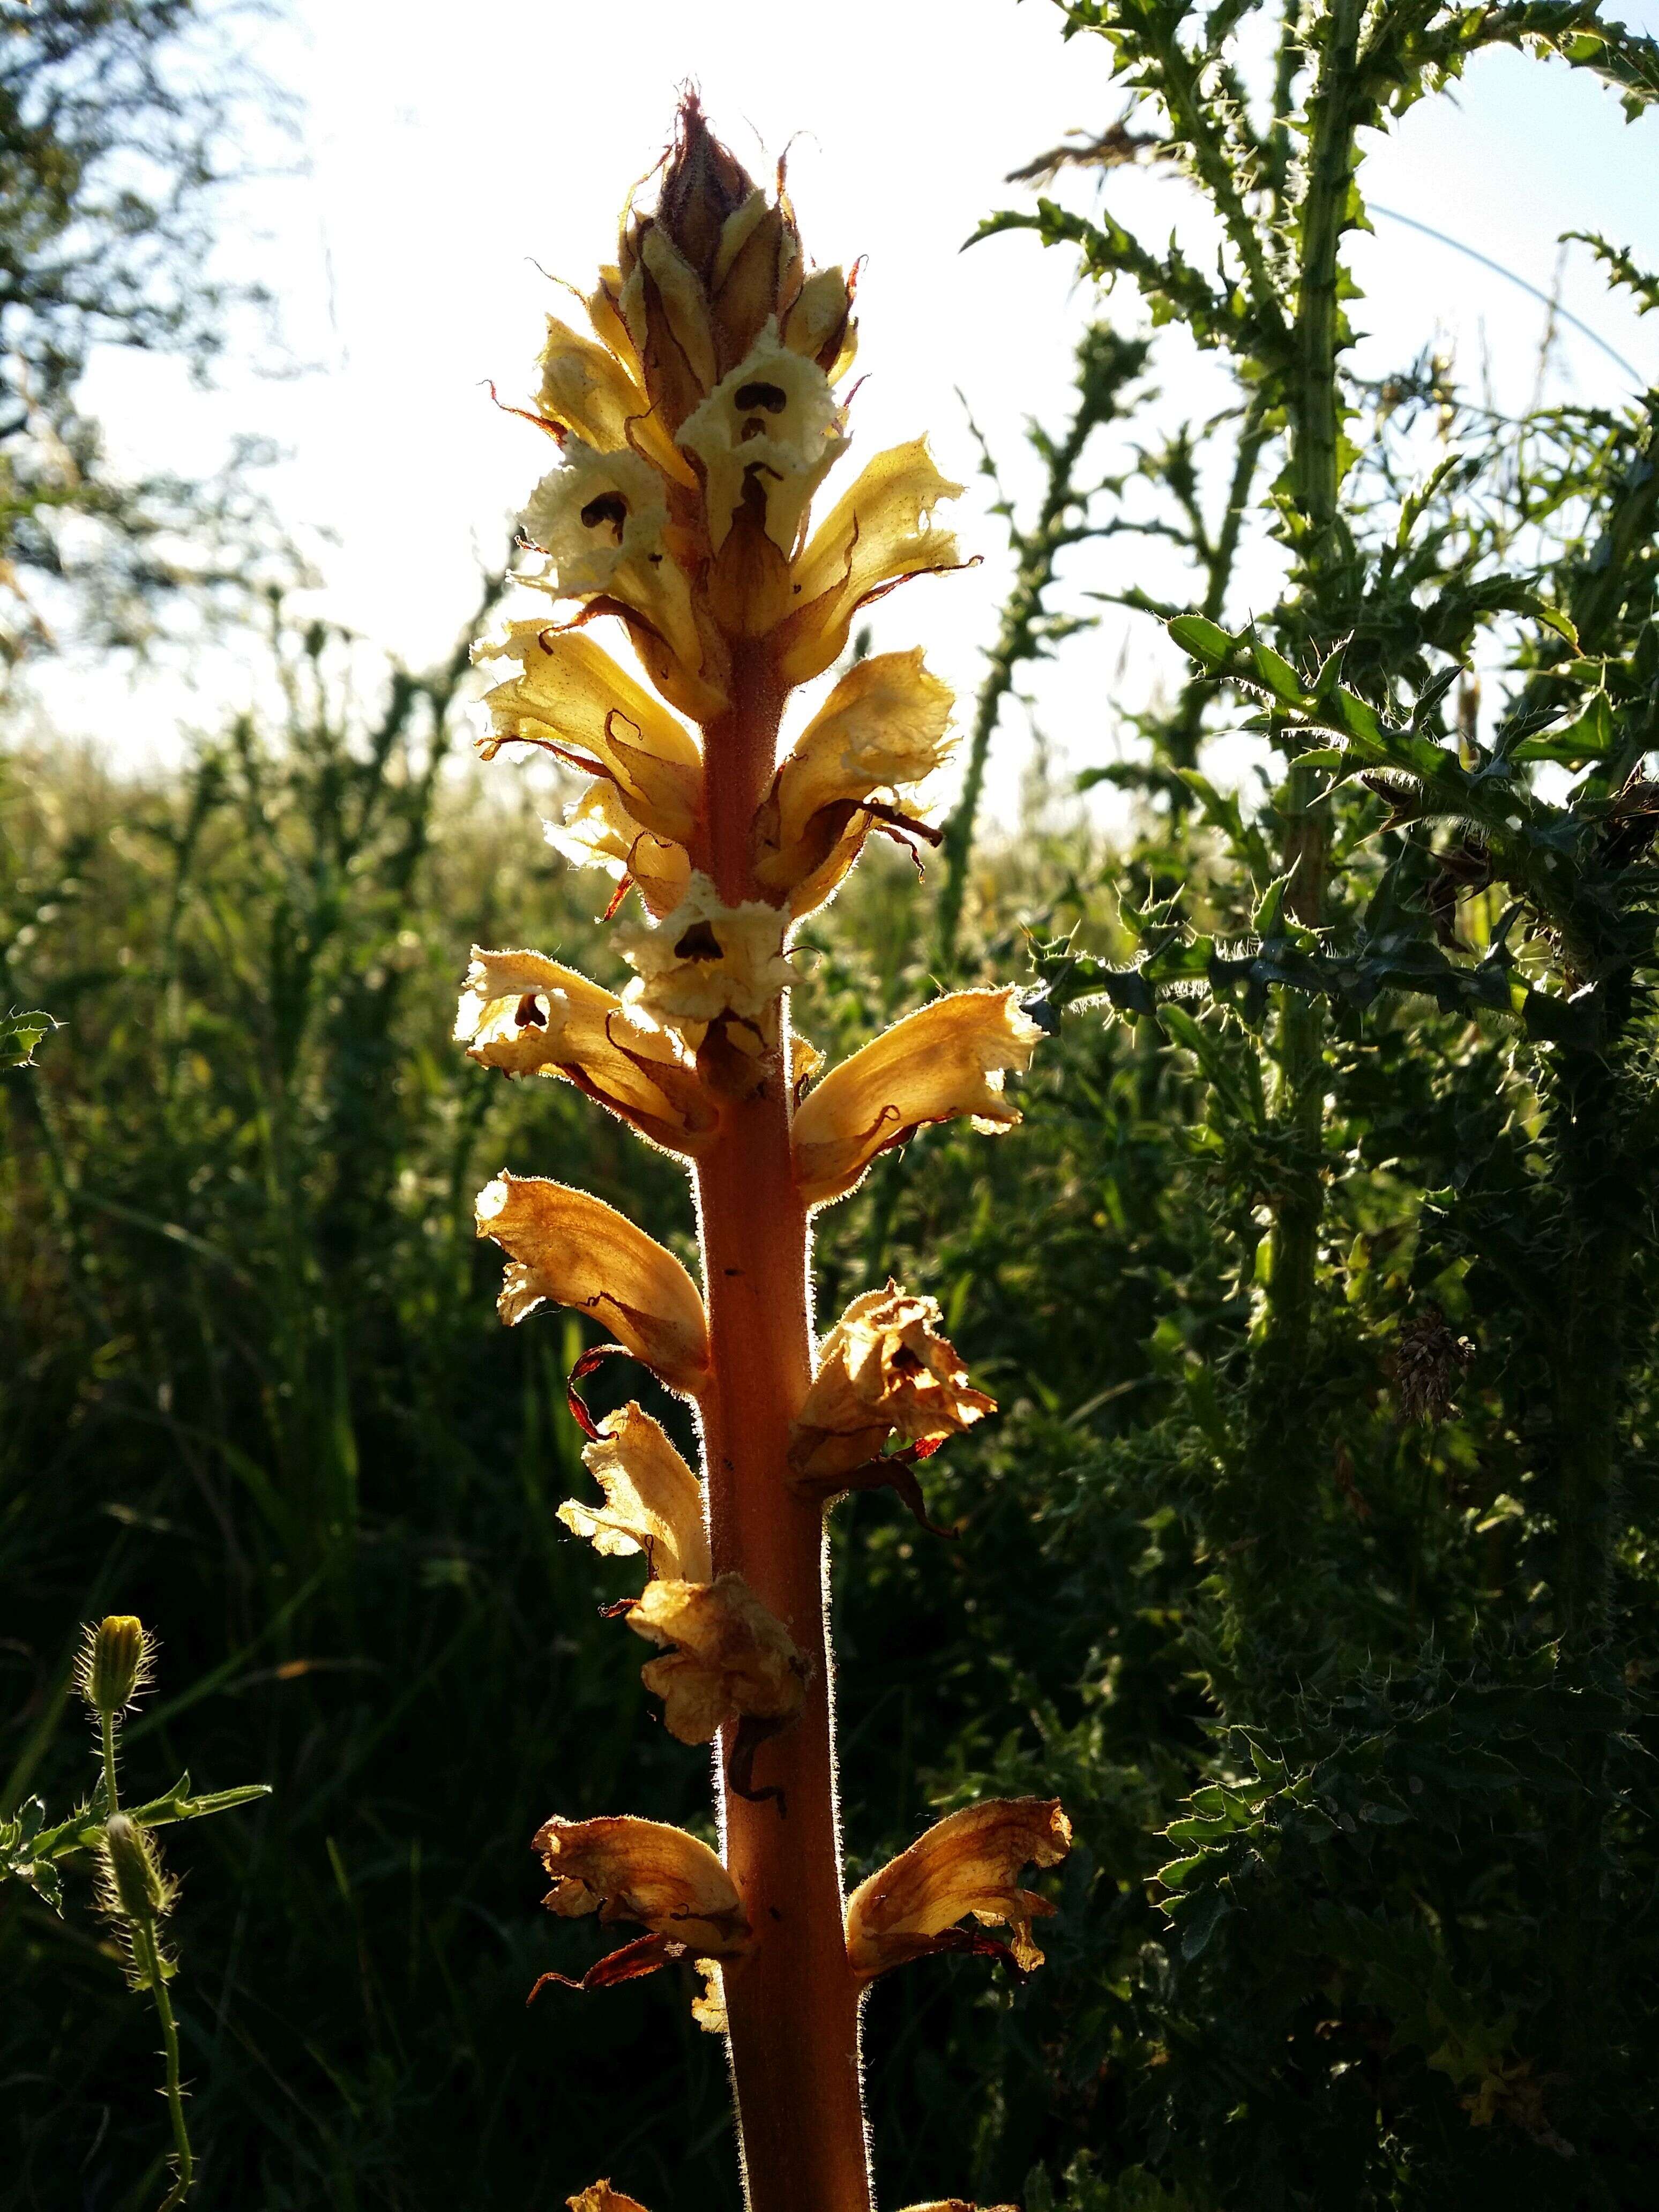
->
[457,97,1069,2212]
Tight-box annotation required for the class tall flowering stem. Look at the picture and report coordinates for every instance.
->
[462,100,1064,2212]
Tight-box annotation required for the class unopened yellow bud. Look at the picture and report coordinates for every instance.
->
[76,1614,154,1718]
[101,1813,173,1925]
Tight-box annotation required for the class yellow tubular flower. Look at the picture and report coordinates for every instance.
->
[845,1799,1073,1985]
[457,948,715,1153]
[520,437,667,589]
[533,1813,752,1979]
[678,330,848,556]
[781,264,858,381]
[754,649,955,914]
[621,223,720,430]
[792,988,1043,1208]
[558,1401,711,1584]
[455,948,718,1157]
[625,1573,806,1745]
[707,185,809,376]
[617,873,794,1040]
[789,1283,996,1485]
[779,438,965,685]
[474,1174,710,1399]
[537,315,690,485]
[543,784,692,922]
[510,445,719,724]
[475,625,702,847]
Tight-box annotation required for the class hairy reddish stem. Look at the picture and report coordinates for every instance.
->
[693,645,872,2212]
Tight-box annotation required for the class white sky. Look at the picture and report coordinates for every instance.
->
[37,0,1659,816]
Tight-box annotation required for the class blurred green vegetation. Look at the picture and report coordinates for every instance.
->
[5,3,1659,2210]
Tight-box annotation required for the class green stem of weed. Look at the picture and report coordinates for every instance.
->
[132,1917,195,2209]
[101,1713,119,1812]
[1237,0,1363,1593]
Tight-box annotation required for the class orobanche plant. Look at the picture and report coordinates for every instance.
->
[455,99,1068,2212]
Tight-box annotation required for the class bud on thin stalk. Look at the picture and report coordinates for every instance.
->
[77,1613,156,1809]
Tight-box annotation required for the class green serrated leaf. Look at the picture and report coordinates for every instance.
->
[1252,872,1294,939]
[1,1009,55,1070]
[1179,1885,1234,1960]
[1155,1852,1210,1891]
[1168,614,1235,665]
[27,1860,64,1915]
[1251,641,1306,704]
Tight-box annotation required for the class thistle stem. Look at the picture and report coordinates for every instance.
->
[101,1712,119,1812]
[693,644,872,2212]
[131,1918,195,2209]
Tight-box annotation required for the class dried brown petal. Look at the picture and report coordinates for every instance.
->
[568,2185,653,2212]
[457,948,718,1156]
[533,1812,751,1961]
[626,1572,806,1745]
[475,1174,710,1399]
[845,1798,1072,1985]
[790,1282,995,1485]
[559,1401,709,1583]
[792,989,1042,1208]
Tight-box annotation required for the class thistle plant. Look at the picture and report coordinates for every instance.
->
[2,1615,268,2207]
[457,98,1068,2212]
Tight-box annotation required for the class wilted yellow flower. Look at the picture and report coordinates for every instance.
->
[679,330,848,555]
[558,1401,711,1583]
[845,1798,1072,1984]
[625,1572,806,1745]
[754,649,955,914]
[779,438,964,685]
[474,1174,710,1398]
[532,1813,752,1991]
[543,783,692,921]
[792,988,1043,1207]
[568,2184,653,2212]
[456,948,718,1157]
[617,873,795,1038]
[475,625,703,845]
[790,1283,996,1486]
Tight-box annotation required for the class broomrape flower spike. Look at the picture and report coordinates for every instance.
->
[463,96,1065,2212]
